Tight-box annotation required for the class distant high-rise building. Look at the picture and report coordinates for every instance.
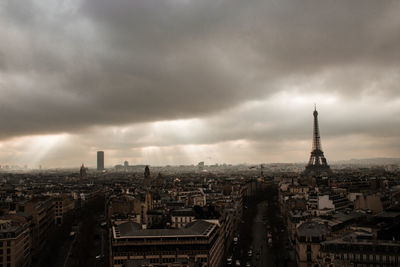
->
[303,106,332,177]
[198,161,205,171]
[80,163,87,178]
[97,151,104,171]
[144,165,150,179]
[124,161,129,168]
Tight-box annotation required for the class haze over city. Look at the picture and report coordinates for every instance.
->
[1,0,400,168]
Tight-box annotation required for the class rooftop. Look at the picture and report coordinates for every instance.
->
[113,219,217,239]
[171,208,195,217]
[297,221,329,237]
[375,211,400,219]
[322,232,400,247]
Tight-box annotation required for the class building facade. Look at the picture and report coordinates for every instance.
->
[171,209,195,229]
[54,196,75,225]
[320,233,400,266]
[0,219,31,267]
[296,221,329,267]
[97,151,105,171]
[110,220,224,267]
[17,198,54,257]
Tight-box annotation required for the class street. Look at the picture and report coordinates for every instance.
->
[225,186,295,267]
[250,201,272,267]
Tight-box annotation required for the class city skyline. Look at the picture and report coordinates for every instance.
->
[1,0,400,168]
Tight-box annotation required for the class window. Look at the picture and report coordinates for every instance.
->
[312,236,319,243]
[114,259,123,265]
[199,257,207,263]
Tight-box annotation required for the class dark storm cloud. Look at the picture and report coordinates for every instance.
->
[69,95,399,152]
[0,0,400,142]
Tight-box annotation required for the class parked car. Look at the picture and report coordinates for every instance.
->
[227,256,233,265]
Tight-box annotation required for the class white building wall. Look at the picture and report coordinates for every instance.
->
[318,195,334,210]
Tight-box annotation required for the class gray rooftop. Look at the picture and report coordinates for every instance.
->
[375,211,400,219]
[289,210,311,218]
[171,208,195,217]
[322,232,400,247]
[297,221,329,237]
[331,211,364,222]
[114,219,216,239]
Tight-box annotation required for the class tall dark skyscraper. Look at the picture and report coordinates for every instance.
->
[97,151,104,171]
[303,106,331,177]
[80,163,87,178]
[144,165,150,179]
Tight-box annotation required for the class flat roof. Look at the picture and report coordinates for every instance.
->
[375,211,400,219]
[322,232,400,247]
[113,220,216,239]
[297,221,329,237]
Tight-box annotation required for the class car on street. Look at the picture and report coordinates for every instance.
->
[227,256,233,265]
[247,249,253,257]
[268,237,273,247]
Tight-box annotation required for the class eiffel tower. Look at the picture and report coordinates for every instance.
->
[303,105,332,176]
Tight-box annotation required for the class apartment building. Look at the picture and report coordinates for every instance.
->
[320,232,400,266]
[17,198,54,256]
[110,219,224,267]
[0,219,31,267]
[54,196,75,225]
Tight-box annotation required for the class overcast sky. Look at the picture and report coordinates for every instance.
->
[0,0,399,168]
